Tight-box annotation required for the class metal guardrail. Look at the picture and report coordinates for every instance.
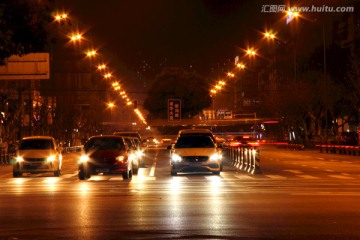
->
[277,143,305,151]
[317,144,360,156]
[222,145,261,174]
[0,153,14,164]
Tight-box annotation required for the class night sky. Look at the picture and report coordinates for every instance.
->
[57,0,352,79]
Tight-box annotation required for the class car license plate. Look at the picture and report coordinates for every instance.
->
[96,168,109,173]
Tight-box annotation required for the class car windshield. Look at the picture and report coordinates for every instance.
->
[19,139,54,150]
[85,138,125,152]
[175,136,215,148]
[180,132,215,142]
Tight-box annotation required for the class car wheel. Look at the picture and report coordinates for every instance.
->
[220,163,223,171]
[79,167,89,180]
[13,171,22,178]
[133,167,139,175]
[171,171,177,176]
[54,169,61,177]
[212,171,220,175]
[122,170,130,179]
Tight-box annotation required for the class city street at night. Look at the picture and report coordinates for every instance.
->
[1,146,360,239]
[1,1,360,239]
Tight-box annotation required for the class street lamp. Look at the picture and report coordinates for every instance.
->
[107,102,115,119]
[264,31,276,40]
[97,64,107,71]
[104,73,112,79]
[69,32,83,42]
[85,49,97,58]
[54,12,68,23]
[246,48,256,56]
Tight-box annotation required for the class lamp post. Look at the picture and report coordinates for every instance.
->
[285,10,300,82]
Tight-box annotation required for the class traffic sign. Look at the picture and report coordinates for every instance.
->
[168,99,181,121]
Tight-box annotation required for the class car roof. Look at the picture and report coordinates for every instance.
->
[21,136,54,140]
[178,129,212,134]
[89,135,124,139]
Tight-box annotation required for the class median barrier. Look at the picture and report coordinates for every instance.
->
[317,144,360,156]
[222,144,261,174]
[277,143,305,151]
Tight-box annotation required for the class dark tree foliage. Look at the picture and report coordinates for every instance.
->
[0,0,52,65]
[144,68,212,119]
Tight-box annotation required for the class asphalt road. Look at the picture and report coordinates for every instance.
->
[0,145,360,239]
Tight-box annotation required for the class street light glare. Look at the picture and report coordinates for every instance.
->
[246,48,256,56]
[265,32,275,39]
[85,49,97,57]
[70,33,83,42]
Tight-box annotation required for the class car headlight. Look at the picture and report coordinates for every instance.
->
[171,153,182,162]
[79,155,89,163]
[16,156,24,162]
[136,150,143,158]
[116,156,125,162]
[209,153,222,161]
[47,155,56,162]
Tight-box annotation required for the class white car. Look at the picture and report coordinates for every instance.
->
[168,135,222,176]
[13,136,62,177]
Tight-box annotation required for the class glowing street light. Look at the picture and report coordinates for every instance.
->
[54,13,68,22]
[104,73,112,79]
[227,72,235,78]
[85,49,97,57]
[97,64,107,71]
[246,48,256,56]
[236,63,246,69]
[286,9,300,24]
[264,31,276,39]
[107,102,115,109]
[70,32,83,42]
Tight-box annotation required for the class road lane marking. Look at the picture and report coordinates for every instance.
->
[325,169,335,172]
[284,170,303,174]
[265,175,287,179]
[149,163,156,177]
[298,175,320,179]
[328,175,355,179]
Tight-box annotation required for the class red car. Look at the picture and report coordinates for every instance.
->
[78,135,138,180]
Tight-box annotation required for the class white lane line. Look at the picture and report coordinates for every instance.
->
[149,163,156,177]
[298,175,320,179]
[325,169,335,172]
[328,175,355,180]
[266,175,287,179]
[234,175,254,180]
[284,170,303,174]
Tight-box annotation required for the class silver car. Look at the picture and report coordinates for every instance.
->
[13,136,62,177]
[168,135,222,176]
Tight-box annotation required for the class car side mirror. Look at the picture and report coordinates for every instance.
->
[166,145,172,150]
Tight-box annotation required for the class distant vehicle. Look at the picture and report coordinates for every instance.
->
[339,132,358,146]
[13,136,62,177]
[113,131,141,142]
[168,135,222,176]
[78,135,137,180]
[228,135,259,147]
[144,136,159,148]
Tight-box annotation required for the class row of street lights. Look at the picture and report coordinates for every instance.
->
[210,9,301,109]
[53,12,148,126]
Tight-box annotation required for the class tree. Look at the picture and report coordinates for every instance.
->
[0,0,52,65]
[143,68,212,119]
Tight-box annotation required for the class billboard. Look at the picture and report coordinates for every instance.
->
[0,53,50,80]
[168,99,181,121]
